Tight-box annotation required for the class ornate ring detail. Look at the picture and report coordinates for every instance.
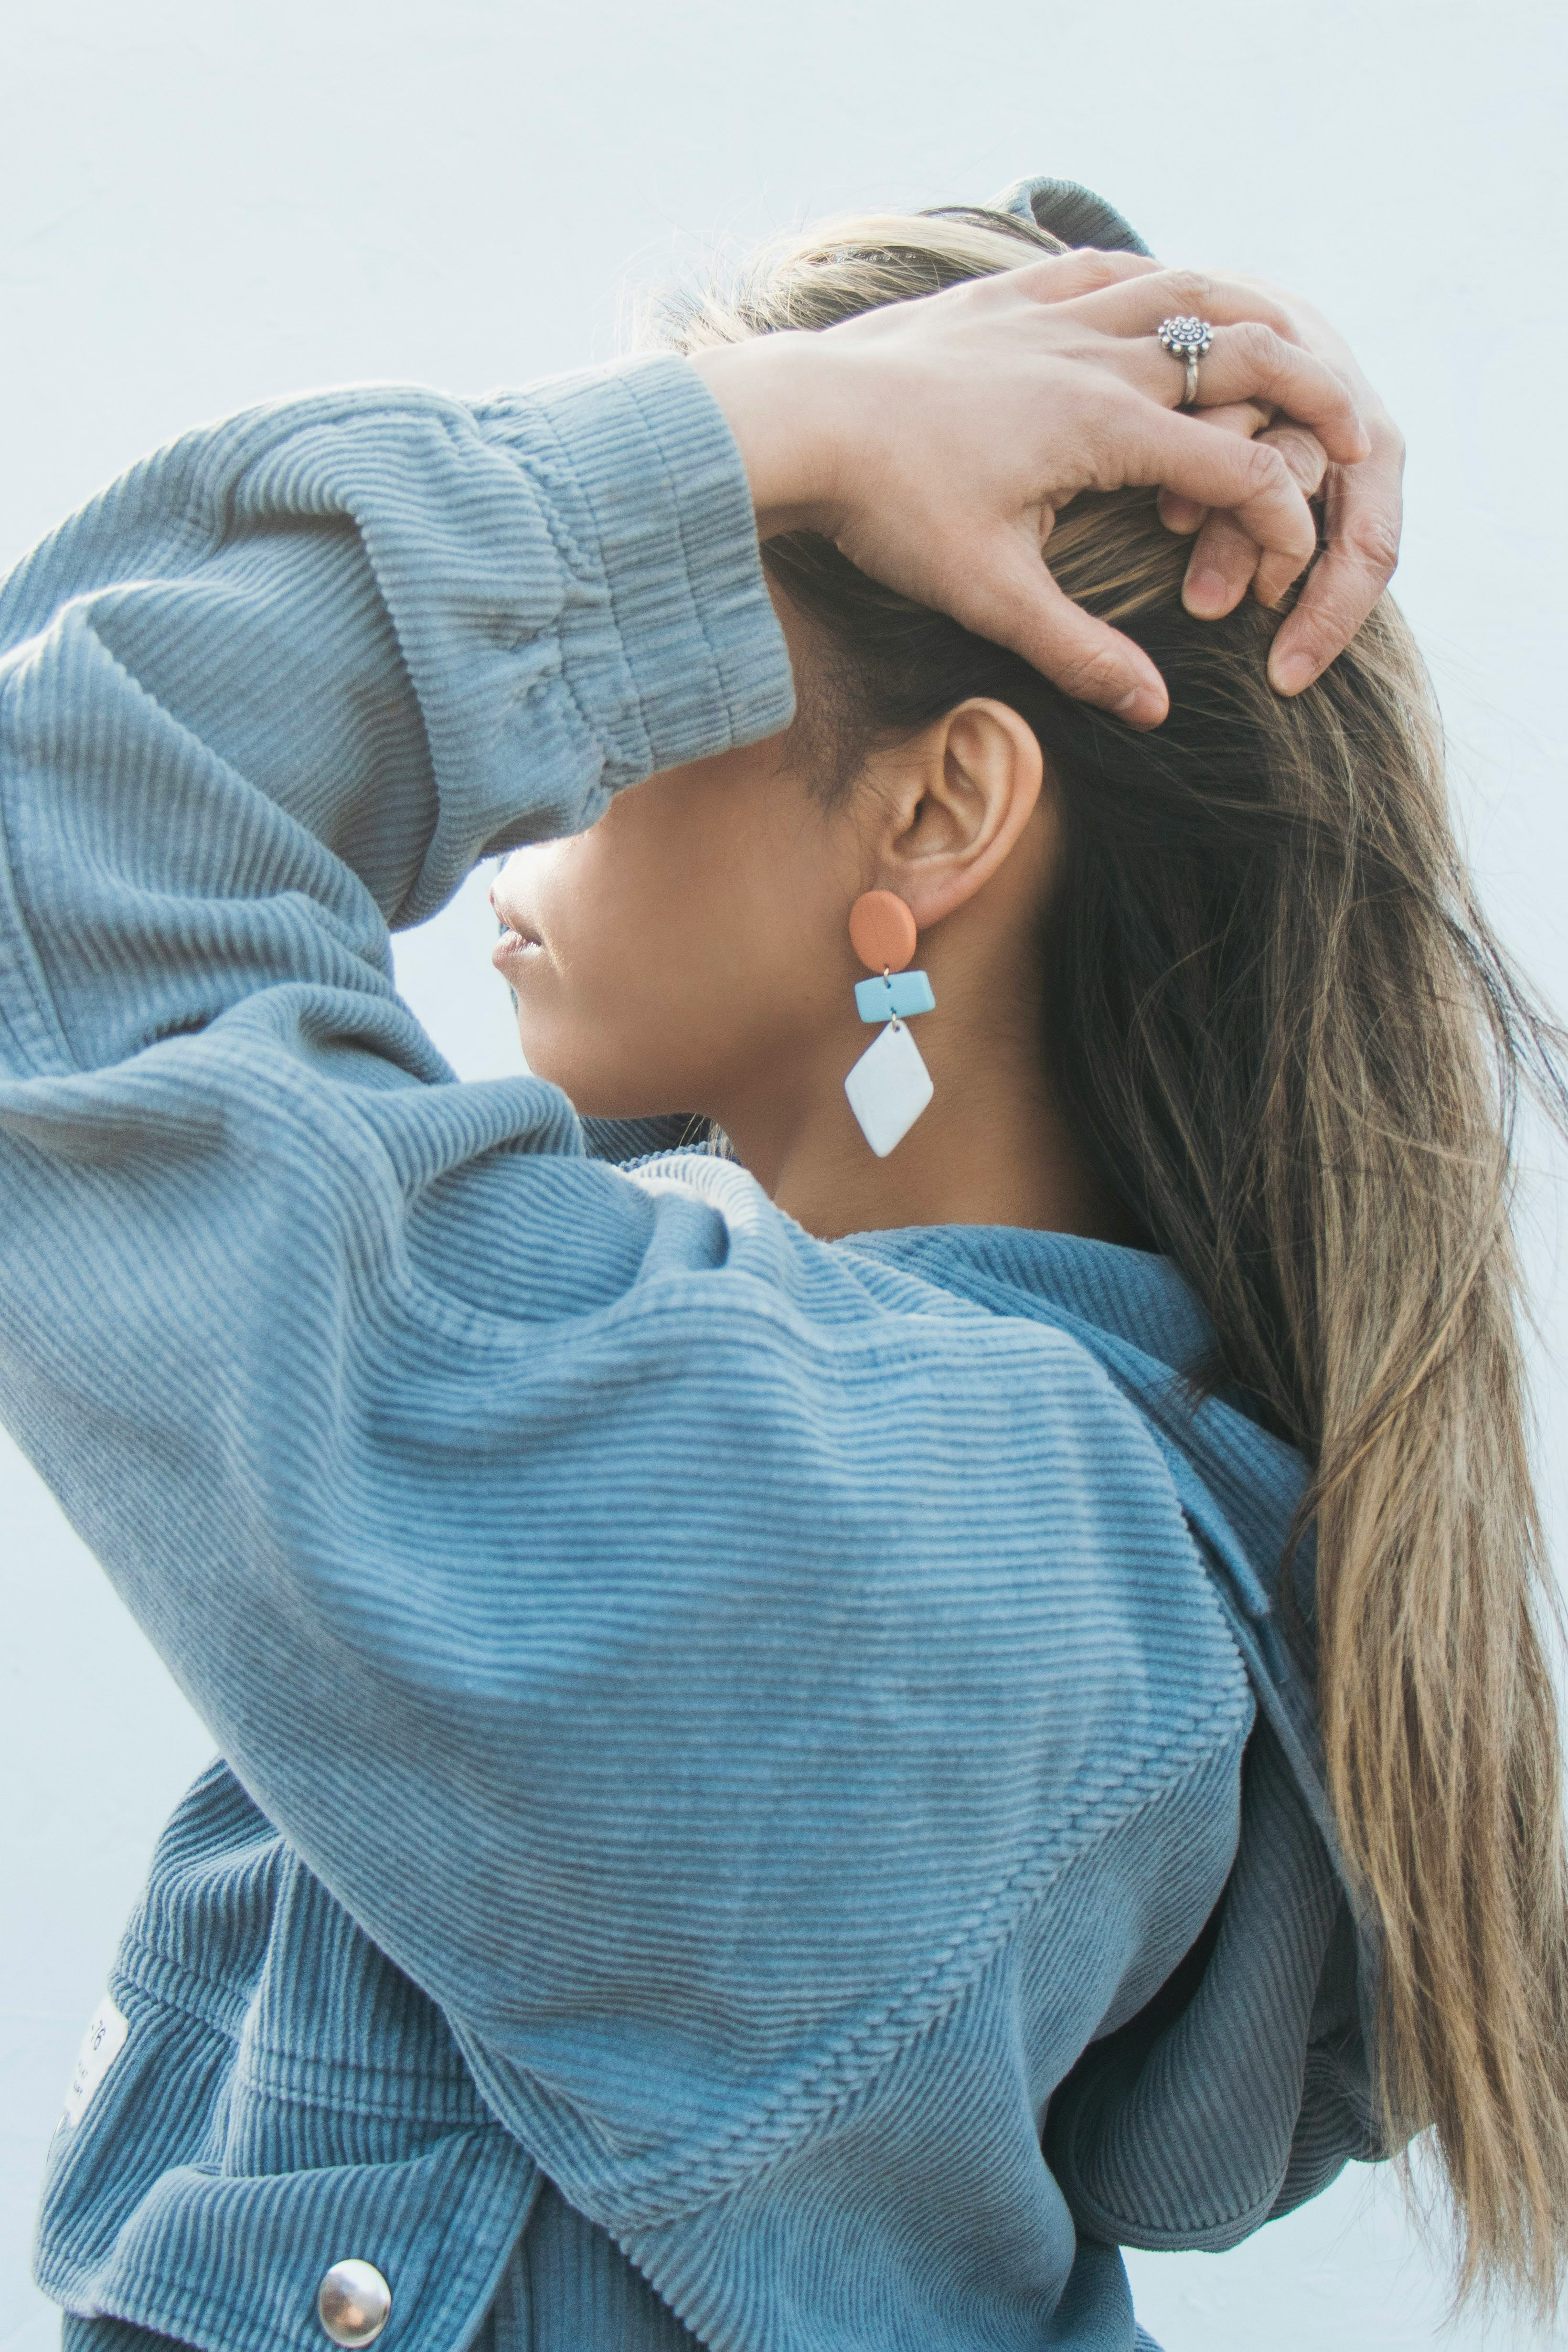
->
[1157,314,1215,409]
[1157,315,1215,362]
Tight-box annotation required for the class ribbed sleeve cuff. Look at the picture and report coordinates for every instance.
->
[487,356,796,783]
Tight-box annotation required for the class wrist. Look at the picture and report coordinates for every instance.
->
[687,334,849,542]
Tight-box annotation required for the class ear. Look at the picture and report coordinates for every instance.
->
[869,699,1047,932]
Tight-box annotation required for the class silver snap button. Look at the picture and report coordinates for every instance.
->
[318,2259,392,2348]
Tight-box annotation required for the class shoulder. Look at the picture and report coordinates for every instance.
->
[394,1136,1248,1765]
[576,1157,1247,1719]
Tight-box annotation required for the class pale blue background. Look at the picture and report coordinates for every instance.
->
[2,4,1564,2347]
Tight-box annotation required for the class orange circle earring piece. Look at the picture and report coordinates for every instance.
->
[848,890,917,974]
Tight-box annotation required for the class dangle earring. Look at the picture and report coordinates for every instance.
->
[843,891,937,1158]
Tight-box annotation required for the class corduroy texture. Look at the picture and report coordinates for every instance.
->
[0,361,1375,2352]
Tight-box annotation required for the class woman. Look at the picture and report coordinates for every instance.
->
[2,175,1563,2352]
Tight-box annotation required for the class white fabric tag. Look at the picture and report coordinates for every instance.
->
[62,1993,130,2128]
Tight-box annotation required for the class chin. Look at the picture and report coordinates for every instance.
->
[517,1032,673,1122]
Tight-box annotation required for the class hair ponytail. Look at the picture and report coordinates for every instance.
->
[663,205,1568,2313]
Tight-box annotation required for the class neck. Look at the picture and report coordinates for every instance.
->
[715,1015,1138,1247]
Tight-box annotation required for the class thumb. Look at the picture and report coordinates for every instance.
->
[952,535,1170,727]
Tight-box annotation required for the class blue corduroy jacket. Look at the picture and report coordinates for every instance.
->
[0,357,1380,2352]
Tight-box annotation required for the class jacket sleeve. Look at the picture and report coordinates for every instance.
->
[0,360,1252,2350]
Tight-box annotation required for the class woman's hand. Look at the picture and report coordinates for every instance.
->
[1145,275,1405,696]
[690,255,1389,729]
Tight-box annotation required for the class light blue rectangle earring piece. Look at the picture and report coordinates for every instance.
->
[853,970,935,1024]
[844,1020,934,1157]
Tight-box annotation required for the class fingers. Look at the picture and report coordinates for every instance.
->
[1183,421,1330,617]
[1157,400,1273,535]
[1014,249,1162,305]
[1131,408,1318,585]
[1112,320,1367,466]
[1039,262,1367,464]
[1268,419,1405,692]
[1070,265,1306,346]
[953,532,1170,726]
[1029,259,1404,693]
[1158,488,1208,536]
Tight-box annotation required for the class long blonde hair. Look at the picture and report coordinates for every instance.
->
[662,203,1568,2313]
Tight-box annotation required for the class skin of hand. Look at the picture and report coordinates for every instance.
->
[1137,267,1406,693]
[689,254,1390,727]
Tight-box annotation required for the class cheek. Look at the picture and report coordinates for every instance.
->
[497,777,823,1116]
[499,836,667,1092]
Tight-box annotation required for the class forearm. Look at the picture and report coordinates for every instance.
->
[0,356,820,2090]
[0,358,794,1083]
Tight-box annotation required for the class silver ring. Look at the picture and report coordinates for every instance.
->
[1158,314,1214,409]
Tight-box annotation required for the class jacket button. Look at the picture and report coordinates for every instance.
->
[317,2259,392,2347]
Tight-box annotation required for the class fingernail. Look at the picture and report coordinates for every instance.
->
[1184,570,1230,617]
[1271,652,1317,695]
[1115,685,1165,726]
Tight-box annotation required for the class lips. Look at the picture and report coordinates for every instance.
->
[491,924,540,974]
[490,883,542,970]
